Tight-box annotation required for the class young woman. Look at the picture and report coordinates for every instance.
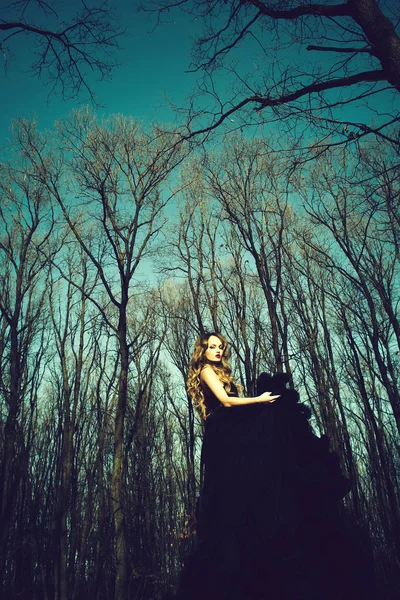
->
[173,332,374,600]
[187,332,280,418]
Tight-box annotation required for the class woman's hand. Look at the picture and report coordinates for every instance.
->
[258,391,280,403]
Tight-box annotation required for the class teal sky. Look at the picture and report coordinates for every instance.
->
[1,1,398,146]
[0,0,398,288]
[0,0,201,143]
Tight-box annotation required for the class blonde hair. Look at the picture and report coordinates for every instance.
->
[187,332,242,420]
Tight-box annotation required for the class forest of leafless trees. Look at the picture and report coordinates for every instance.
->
[0,109,399,599]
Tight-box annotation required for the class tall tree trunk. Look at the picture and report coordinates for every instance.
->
[112,304,129,600]
[0,318,21,579]
[343,310,400,552]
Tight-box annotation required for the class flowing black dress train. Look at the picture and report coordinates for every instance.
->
[174,373,375,600]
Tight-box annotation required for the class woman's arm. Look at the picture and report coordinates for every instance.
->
[200,366,279,408]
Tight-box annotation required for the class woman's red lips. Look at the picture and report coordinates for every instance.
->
[216,354,221,358]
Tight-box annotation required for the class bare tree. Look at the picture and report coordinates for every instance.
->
[203,136,294,375]
[47,248,98,600]
[0,0,122,102]
[143,0,400,151]
[158,282,200,511]
[339,299,400,557]
[0,152,55,583]
[298,143,400,434]
[285,140,400,575]
[12,111,186,600]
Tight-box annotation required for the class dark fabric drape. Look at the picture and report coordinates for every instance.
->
[174,373,375,600]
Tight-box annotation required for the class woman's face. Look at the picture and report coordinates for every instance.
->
[204,335,225,363]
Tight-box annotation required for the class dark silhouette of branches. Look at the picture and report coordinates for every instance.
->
[0,0,122,102]
[142,0,400,150]
[0,148,56,587]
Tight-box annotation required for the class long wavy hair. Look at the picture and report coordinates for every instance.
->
[187,332,242,420]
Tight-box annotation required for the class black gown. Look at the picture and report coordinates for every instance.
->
[174,373,375,600]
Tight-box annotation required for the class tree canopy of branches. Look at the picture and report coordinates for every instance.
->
[0,113,399,599]
[143,0,400,151]
[0,0,122,102]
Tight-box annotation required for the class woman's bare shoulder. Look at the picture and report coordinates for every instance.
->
[200,366,229,404]
[201,365,218,385]
[200,364,213,378]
